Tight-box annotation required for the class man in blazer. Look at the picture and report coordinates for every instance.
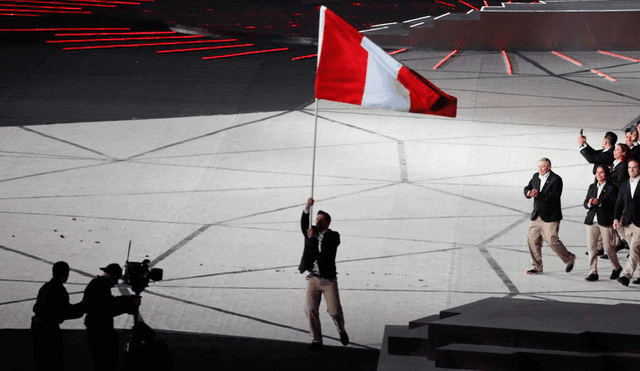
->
[624,127,640,163]
[578,131,616,173]
[614,159,640,286]
[583,165,621,281]
[524,158,576,274]
[299,198,349,350]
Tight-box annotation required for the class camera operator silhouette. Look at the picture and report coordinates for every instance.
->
[82,263,140,371]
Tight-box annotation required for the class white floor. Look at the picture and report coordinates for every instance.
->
[2,48,640,350]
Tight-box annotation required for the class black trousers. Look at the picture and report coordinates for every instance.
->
[31,318,63,371]
[87,327,119,371]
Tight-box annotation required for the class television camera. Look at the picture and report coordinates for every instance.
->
[122,241,163,295]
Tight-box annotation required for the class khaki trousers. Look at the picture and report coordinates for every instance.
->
[622,224,640,279]
[527,217,574,272]
[305,275,345,344]
[587,224,620,274]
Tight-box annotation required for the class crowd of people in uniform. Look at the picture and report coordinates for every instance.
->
[523,120,640,287]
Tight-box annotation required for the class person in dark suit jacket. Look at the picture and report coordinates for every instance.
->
[624,127,640,163]
[610,143,631,188]
[605,143,632,257]
[299,198,348,350]
[583,165,621,281]
[614,159,640,286]
[523,158,576,274]
[578,131,616,173]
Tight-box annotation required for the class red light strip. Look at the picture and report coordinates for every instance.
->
[459,0,479,10]
[0,7,90,12]
[484,0,488,5]
[0,27,130,31]
[61,39,231,50]
[0,3,83,9]
[502,50,513,75]
[292,53,317,61]
[590,68,617,82]
[9,0,114,7]
[61,0,139,4]
[202,47,289,60]
[435,0,456,8]
[157,43,254,54]
[47,35,202,43]
[433,49,458,69]
[551,50,583,66]
[388,48,407,55]
[598,50,640,63]
[0,11,40,15]
[55,31,177,36]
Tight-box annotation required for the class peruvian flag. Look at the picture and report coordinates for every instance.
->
[315,6,457,118]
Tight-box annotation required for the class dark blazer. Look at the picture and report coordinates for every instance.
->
[614,179,640,227]
[524,170,563,222]
[580,145,614,174]
[631,145,640,164]
[299,211,340,279]
[583,181,618,226]
[610,160,629,188]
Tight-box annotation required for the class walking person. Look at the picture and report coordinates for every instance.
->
[524,158,576,274]
[614,159,640,286]
[583,165,621,281]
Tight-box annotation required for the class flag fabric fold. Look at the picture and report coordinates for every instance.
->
[315,6,457,118]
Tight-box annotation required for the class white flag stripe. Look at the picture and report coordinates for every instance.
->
[360,37,411,111]
[317,6,326,68]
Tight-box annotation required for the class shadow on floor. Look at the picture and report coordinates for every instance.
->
[1,328,379,371]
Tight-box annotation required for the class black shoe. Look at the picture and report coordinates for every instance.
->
[566,254,576,273]
[585,273,599,281]
[526,269,540,275]
[339,330,349,346]
[616,241,630,252]
[618,276,630,287]
[597,249,605,256]
[600,254,610,260]
[307,342,324,351]
[632,278,640,285]
[610,268,622,280]
[566,264,574,273]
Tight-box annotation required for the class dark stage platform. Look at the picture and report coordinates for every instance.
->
[380,297,640,371]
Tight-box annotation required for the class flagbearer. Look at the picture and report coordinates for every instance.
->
[299,197,349,350]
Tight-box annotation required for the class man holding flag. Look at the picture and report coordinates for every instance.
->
[299,198,348,350]
[296,5,458,350]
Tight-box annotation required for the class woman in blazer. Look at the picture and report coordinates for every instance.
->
[584,165,622,281]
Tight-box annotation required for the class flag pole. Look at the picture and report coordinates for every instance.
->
[310,98,319,227]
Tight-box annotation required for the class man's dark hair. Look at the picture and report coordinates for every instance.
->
[605,131,617,146]
[318,210,331,224]
[52,261,70,279]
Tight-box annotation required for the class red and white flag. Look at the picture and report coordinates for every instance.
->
[315,6,457,118]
